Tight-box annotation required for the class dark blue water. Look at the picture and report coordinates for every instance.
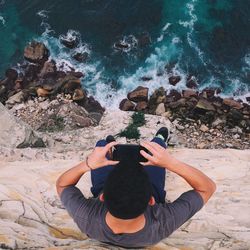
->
[0,0,249,106]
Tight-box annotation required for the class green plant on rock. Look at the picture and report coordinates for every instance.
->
[119,112,146,140]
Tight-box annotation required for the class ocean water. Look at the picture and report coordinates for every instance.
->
[0,0,249,107]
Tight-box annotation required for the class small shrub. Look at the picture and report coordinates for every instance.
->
[119,112,146,139]
[132,112,146,127]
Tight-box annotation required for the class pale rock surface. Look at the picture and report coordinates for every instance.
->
[0,110,250,249]
[0,103,45,148]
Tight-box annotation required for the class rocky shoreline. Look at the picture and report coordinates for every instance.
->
[0,40,250,150]
[119,84,250,149]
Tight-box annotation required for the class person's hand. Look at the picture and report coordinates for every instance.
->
[140,141,178,170]
[86,141,119,170]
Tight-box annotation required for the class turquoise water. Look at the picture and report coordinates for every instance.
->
[0,0,249,106]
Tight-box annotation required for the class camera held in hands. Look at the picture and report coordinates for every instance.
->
[112,144,149,163]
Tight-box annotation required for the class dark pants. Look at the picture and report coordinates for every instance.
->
[91,137,167,203]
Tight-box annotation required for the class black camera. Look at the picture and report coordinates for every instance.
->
[112,144,149,162]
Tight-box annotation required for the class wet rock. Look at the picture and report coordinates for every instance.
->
[246,96,250,102]
[169,76,181,86]
[186,76,198,89]
[138,32,151,47]
[183,89,197,98]
[114,42,130,50]
[39,60,57,79]
[119,99,135,111]
[53,75,81,94]
[24,41,49,64]
[166,89,182,102]
[5,68,18,81]
[135,101,148,111]
[67,71,85,79]
[195,98,216,111]
[60,31,80,49]
[0,78,15,92]
[223,98,243,110]
[72,52,89,62]
[141,76,153,81]
[127,86,148,102]
[155,103,165,116]
[24,64,41,82]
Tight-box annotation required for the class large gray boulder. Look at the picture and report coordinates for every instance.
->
[0,103,45,148]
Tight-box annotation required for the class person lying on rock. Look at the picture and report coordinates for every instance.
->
[56,127,216,248]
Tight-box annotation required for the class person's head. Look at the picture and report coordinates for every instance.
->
[101,160,154,219]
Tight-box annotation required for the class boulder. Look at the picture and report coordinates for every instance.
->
[195,99,216,111]
[169,76,181,86]
[149,87,166,105]
[72,88,87,101]
[186,76,198,89]
[167,98,186,109]
[155,103,165,116]
[119,99,135,111]
[183,89,197,98]
[24,64,41,82]
[135,101,148,111]
[140,76,153,81]
[68,71,85,79]
[165,89,182,103]
[201,88,221,99]
[127,86,148,102]
[223,98,243,110]
[70,114,93,128]
[24,41,49,64]
[5,68,18,81]
[83,96,105,114]
[39,60,57,78]
[72,52,89,62]
[114,42,130,51]
[0,102,45,148]
[60,31,80,49]
[227,109,243,126]
[53,75,81,94]
[36,87,51,97]
[5,91,29,108]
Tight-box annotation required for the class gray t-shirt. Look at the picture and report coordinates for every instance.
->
[61,186,203,248]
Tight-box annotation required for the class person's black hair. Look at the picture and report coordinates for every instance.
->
[103,159,153,219]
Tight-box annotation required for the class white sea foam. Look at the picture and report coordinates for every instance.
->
[0,15,5,26]
[157,23,171,42]
[33,5,249,109]
[113,35,138,53]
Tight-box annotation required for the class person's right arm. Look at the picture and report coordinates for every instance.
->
[140,141,216,204]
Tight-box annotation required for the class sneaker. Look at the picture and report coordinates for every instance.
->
[106,135,116,143]
[155,127,170,142]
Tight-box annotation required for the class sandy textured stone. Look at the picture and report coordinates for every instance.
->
[0,110,250,249]
[0,103,45,148]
